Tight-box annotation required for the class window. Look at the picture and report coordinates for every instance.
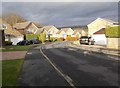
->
[26,29,33,33]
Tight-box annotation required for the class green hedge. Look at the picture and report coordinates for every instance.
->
[105,26,120,38]
[26,34,39,40]
[5,41,12,45]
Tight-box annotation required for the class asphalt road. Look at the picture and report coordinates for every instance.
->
[17,45,70,86]
[18,42,119,87]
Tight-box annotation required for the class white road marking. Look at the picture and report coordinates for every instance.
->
[27,52,32,55]
[40,46,76,88]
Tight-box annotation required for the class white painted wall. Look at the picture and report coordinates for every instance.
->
[11,36,23,45]
[92,34,106,45]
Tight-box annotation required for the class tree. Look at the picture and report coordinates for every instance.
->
[3,13,26,27]
[37,33,46,44]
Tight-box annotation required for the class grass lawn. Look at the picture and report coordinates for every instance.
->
[1,45,35,52]
[2,59,24,86]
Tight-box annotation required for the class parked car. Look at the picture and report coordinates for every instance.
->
[17,40,31,45]
[28,39,41,44]
[80,36,95,45]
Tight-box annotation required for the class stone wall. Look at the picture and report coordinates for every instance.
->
[107,38,120,49]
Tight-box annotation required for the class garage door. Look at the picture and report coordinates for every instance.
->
[92,34,106,45]
[11,36,23,45]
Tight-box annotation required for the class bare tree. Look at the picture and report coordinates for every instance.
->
[4,13,27,27]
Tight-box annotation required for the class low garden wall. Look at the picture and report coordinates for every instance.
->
[107,38,120,49]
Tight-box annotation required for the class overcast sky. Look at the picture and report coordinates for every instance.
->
[1,2,118,27]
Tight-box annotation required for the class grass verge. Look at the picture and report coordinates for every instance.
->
[1,45,35,52]
[2,59,24,86]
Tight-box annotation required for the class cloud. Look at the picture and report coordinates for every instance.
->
[1,2,118,27]
[2,0,120,2]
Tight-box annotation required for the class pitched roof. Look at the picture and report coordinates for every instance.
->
[56,30,65,34]
[0,17,23,36]
[61,28,73,32]
[99,18,117,23]
[42,25,54,31]
[73,30,80,35]
[35,28,44,34]
[93,28,105,34]
[5,28,23,37]
[87,17,118,26]
[14,21,31,29]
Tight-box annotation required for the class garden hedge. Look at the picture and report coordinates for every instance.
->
[105,26,120,38]
[26,34,39,40]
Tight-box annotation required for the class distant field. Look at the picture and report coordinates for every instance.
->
[2,59,24,86]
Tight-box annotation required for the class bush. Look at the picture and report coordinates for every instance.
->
[50,37,57,42]
[57,38,64,41]
[105,26,120,38]
[26,34,39,40]
[37,33,46,44]
[5,41,12,45]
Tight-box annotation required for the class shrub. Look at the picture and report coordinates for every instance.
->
[5,41,12,45]
[57,38,64,41]
[37,33,46,44]
[26,34,39,40]
[50,37,57,42]
[105,26,120,38]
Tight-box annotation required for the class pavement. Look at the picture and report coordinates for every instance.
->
[2,51,27,60]
[66,41,120,60]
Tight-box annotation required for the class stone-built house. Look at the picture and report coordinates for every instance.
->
[87,18,118,45]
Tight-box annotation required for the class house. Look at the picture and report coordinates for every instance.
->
[0,17,6,46]
[35,28,44,34]
[0,17,23,45]
[56,30,66,39]
[4,25,23,45]
[87,18,118,45]
[72,26,88,36]
[41,25,59,40]
[60,28,74,39]
[14,22,39,39]
[72,30,81,38]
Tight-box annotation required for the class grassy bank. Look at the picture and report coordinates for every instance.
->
[2,59,24,86]
[1,45,35,52]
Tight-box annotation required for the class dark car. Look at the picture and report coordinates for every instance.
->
[28,39,41,44]
[17,40,31,45]
[80,36,95,45]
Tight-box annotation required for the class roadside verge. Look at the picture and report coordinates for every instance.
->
[66,41,120,60]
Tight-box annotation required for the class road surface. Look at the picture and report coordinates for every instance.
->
[18,42,119,87]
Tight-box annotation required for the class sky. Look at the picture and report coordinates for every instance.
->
[1,2,119,27]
